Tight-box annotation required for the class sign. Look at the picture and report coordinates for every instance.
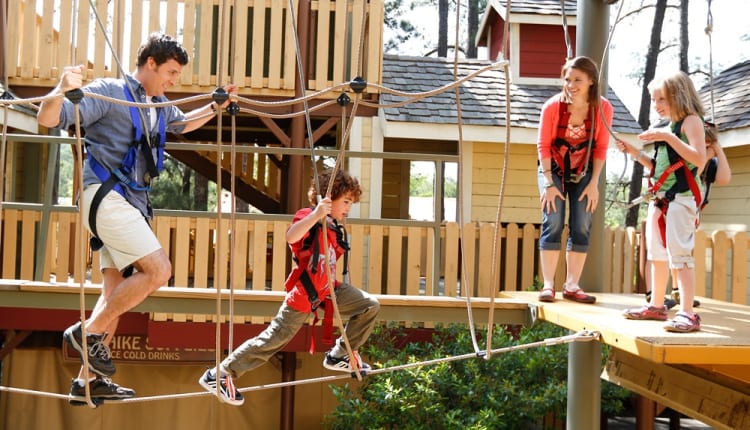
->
[63,334,216,364]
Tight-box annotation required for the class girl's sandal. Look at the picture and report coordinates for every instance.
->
[538,286,555,303]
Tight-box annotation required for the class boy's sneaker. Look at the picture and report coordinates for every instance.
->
[198,368,244,406]
[68,377,135,406]
[664,312,701,333]
[323,351,371,373]
[63,321,116,377]
[623,305,668,321]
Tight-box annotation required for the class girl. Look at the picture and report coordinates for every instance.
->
[617,71,708,332]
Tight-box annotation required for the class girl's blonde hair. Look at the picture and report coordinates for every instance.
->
[648,71,705,122]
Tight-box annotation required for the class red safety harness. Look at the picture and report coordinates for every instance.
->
[284,212,349,353]
[647,120,704,246]
[550,101,596,186]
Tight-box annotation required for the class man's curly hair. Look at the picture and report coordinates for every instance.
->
[308,168,362,205]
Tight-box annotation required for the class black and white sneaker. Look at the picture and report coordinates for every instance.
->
[198,369,244,406]
[69,377,135,406]
[63,321,116,377]
[323,351,371,374]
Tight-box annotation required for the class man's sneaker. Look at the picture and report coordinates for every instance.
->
[63,321,116,377]
[323,351,372,374]
[198,368,244,406]
[623,305,668,321]
[68,377,135,406]
[664,311,701,333]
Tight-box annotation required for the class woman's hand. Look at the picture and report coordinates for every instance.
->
[540,184,563,213]
[580,182,599,213]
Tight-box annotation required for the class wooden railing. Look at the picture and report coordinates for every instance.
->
[6,0,383,96]
[2,205,748,306]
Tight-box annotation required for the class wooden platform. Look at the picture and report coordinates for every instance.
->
[0,280,533,327]
[504,291,750,365]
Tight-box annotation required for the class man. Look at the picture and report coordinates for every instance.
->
[38,32,236,405]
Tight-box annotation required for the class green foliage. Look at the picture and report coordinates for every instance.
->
[149,155,216,210]
[324,322,629,429]
[409,172,433,197]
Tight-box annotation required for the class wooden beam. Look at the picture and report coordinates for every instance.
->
[0,330,32,361]
[603,349,750,430]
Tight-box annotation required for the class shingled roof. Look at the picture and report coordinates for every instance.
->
[381,55,642,135]
[699,60,750,132]
[490,0,577,17]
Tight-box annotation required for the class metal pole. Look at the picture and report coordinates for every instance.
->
[569,0,609,427]
[567,337,602,429]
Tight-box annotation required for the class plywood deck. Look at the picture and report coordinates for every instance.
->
[504,291,750,366]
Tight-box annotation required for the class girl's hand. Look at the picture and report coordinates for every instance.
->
[313,196,332,220]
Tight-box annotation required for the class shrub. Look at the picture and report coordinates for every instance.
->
[324,322,629,430]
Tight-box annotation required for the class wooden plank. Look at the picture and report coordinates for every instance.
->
[2,210,18,278]
[313,0,331,91]
[271,221,287,292]
[603,349,750,430]
[365,0,383,89]
[695,229,707,298]
[181,0,197,85]
[149,0,161,33]
[75,4,90,69]
[624,227,637,293]
[21,0,37,78]
[332,0,347,85]
[39,0,55,79]
[504,223,518,291]
[405,227,421,296]
[267,1,283,88]
[443,223,458,297]
[462,222,477,297]
[165,0,179,38]
[731,232,748,304]
[93,0,108,78]
[386,226,402,295]
[173,217,192,288]
[232,219,249,290]
[20,210,36,280]
[349,224,365,288]
[232,0,249,86]
[712,230,729,300]
[367,224,384,294]
[193,217,210,289]
[349,0,364,80]
[251,220,267,291]
[6,0,20,78]
[477,223,497,297]
[283,0,297,90]
[56,212,73,282]
[425,227,434,295]
[197,0,213,86]
[521,223,536,291]
[130,0,144,73]
[250,0,266,88]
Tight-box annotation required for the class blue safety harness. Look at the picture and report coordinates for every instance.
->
[87,83,166,252]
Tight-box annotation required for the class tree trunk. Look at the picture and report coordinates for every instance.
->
[466,0,479,58]
[625,0,668,227]
[193,173,208,211]
[438,0,448,57]
[679,0,690,73]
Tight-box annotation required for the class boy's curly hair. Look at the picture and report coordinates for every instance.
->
[308,169,362,205]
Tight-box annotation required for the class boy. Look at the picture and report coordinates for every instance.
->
[198,168,380,405]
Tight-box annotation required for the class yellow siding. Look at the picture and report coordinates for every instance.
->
[471,142,540,223]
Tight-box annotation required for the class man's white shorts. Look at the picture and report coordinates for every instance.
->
[82,184,162,271]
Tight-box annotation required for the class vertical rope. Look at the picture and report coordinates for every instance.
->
[705,0,715,121]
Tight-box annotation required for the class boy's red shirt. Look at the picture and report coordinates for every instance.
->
[284,207,347,312]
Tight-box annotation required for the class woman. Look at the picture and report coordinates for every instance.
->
[536,56,613,303]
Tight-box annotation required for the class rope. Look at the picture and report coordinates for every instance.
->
[0,330,600,403]
[485,0,515,359]
[705,0,715,122]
